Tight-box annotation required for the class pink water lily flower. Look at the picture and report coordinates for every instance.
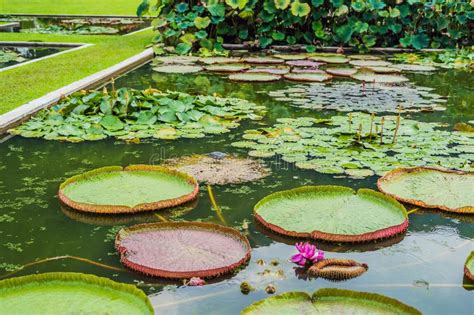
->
[187,277,206,286]
[290,242,324,267]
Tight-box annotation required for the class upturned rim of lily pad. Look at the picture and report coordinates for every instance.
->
[283,72,332,82]
[0,272,154,314]
[254,185,409,243]
[115,222,251,279]
[465,252,474,282]
[228,72,282,82]
[377,166,474,214]
[152,65,203,74]
[308,258,368,280]
[58,165,199,214]
[325,67,358,77]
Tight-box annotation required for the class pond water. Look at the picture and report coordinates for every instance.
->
[0,46,70,69]
[0,62,472,314]
[0,17,150,35]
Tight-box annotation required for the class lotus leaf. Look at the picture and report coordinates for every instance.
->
[284,72,332,82]
[0,272,153,315]
[325,67,357,77]
[59,165,199,214]
[267,82,446,113]
[205,64,250,72]
[241,288,421,314]
[377,167,474,214]
[153,65,203,73]
[233,113,474,177]
[228,73,281,82]
[254,186,408,242]
[465,252,474,282]
[243,57,285,64]
[115,222,251,278]
[10,88,265,142]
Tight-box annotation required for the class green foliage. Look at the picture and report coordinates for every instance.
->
[144,0,473,52]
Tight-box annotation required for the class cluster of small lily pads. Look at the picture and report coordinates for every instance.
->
[390,49,474,70]
[232,112,474,177]
[9,87,265,142]
[151,52,444,84]
[266,82,446,113]
[0,49,27,64]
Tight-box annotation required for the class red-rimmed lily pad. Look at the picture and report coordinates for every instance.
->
[377,167,474,214]
[228,73,281,82]
[199,57,242,64]
[325,67,358,77]
[205,64,250,72]
[465,252,474,282]
[0,272,154,315]
[59,165,199,214]
[153,65,203,74]
[286,60,324,67]
[254,186,409,242]
[366,66,402,74]
[241,288,421,314]
[284,72,332,82]
[115,222,251,279]
[243,57,285,64]
[246,67,290,75]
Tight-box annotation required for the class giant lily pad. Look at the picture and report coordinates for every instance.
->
[351,71,409,83]
[59,165,199,214]
[325,67,357,77]
[377,167,474,214]
[291,68,325,74]
[115,222,251,279]
[308,258,368,280]
[0,272,153,315]
[284,72,332,82]
[286,60,324,67]
[153,65,203,74]
[241,288,421,314]
[310,56,349,64]
[349,60,392,67]
[199,57,242,64]
[228,73,281,82]
[205,64,250,72]
[246,67,290,75]
[153,55,200,65]
[273,54,309,60]
[348,54,382,61]
[366,66,402,74]
[243,57,285,64]
[254,186,408,242]
[393,64,437,72]
[465,252,474,282]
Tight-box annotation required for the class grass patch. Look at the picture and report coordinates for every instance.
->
[0,29,153,114]
[0,0,142,15]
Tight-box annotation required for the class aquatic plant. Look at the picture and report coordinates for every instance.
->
[465,252,474,282]
[378,167,474,214]
[185,277,206,286]
[22,25,120,35]
[232,113,474,177]
[391,49,474,69]
[0,49,27,64]
[115,222,251,279]
[254,186,408,242]
[9,88,265,142]
[59,165,199,214]
[0,272,153,315]
[308,258,368,281]
[241,288,421,314]
[240,281,255,294]
[290,242,324,266]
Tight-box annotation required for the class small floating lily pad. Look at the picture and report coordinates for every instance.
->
[241,288,421,314]
[284,72,332,82]
[246,67,290,75]
[351,71,409,83]
[0,272,153,315]
[254,186,408,242]
[229,73,281,82]
[59,165,199,214]
[393,64,437,72]
[163,154,270,185]
[115,222,251,279]
[325,67,358,77]
[243,57,285,64]
[465,252,474,282]
[377,167,474,214]
[205,64,250,72]
[308,258,368,280]
[199,57,242,64]
[153,65,203,74]
[349,60,392,67]
[310,56,349,64]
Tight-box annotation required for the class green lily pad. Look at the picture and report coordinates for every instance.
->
[243,57,285,64]
[153,65,203,74]
[0,272,153,315]
[59,165,198,214]
[205,64,250,72]
[377,167,474,214]
[366,66,402,74]
[153,55,200,65]
[465,252,474,282]
[228,73,281,82]
[283,72,332,82]
[199,57,242,64]
[254,185,408,242]
[349,60,393,67]
[310,56,349,64]
[241,288,421,315]
[325,67,357,77]
[348,55,382,60]
[272,54,309,60]
[246,67,290,75]
[393,64,438,72]
[351,71,409,83]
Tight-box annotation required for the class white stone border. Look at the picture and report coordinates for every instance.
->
[0,42,92,73]
[0,47,153,133]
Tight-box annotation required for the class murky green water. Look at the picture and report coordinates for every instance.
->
[0,46,69,68]
[0,63,472,314]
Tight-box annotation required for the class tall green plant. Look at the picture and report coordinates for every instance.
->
[138,0,473,53]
